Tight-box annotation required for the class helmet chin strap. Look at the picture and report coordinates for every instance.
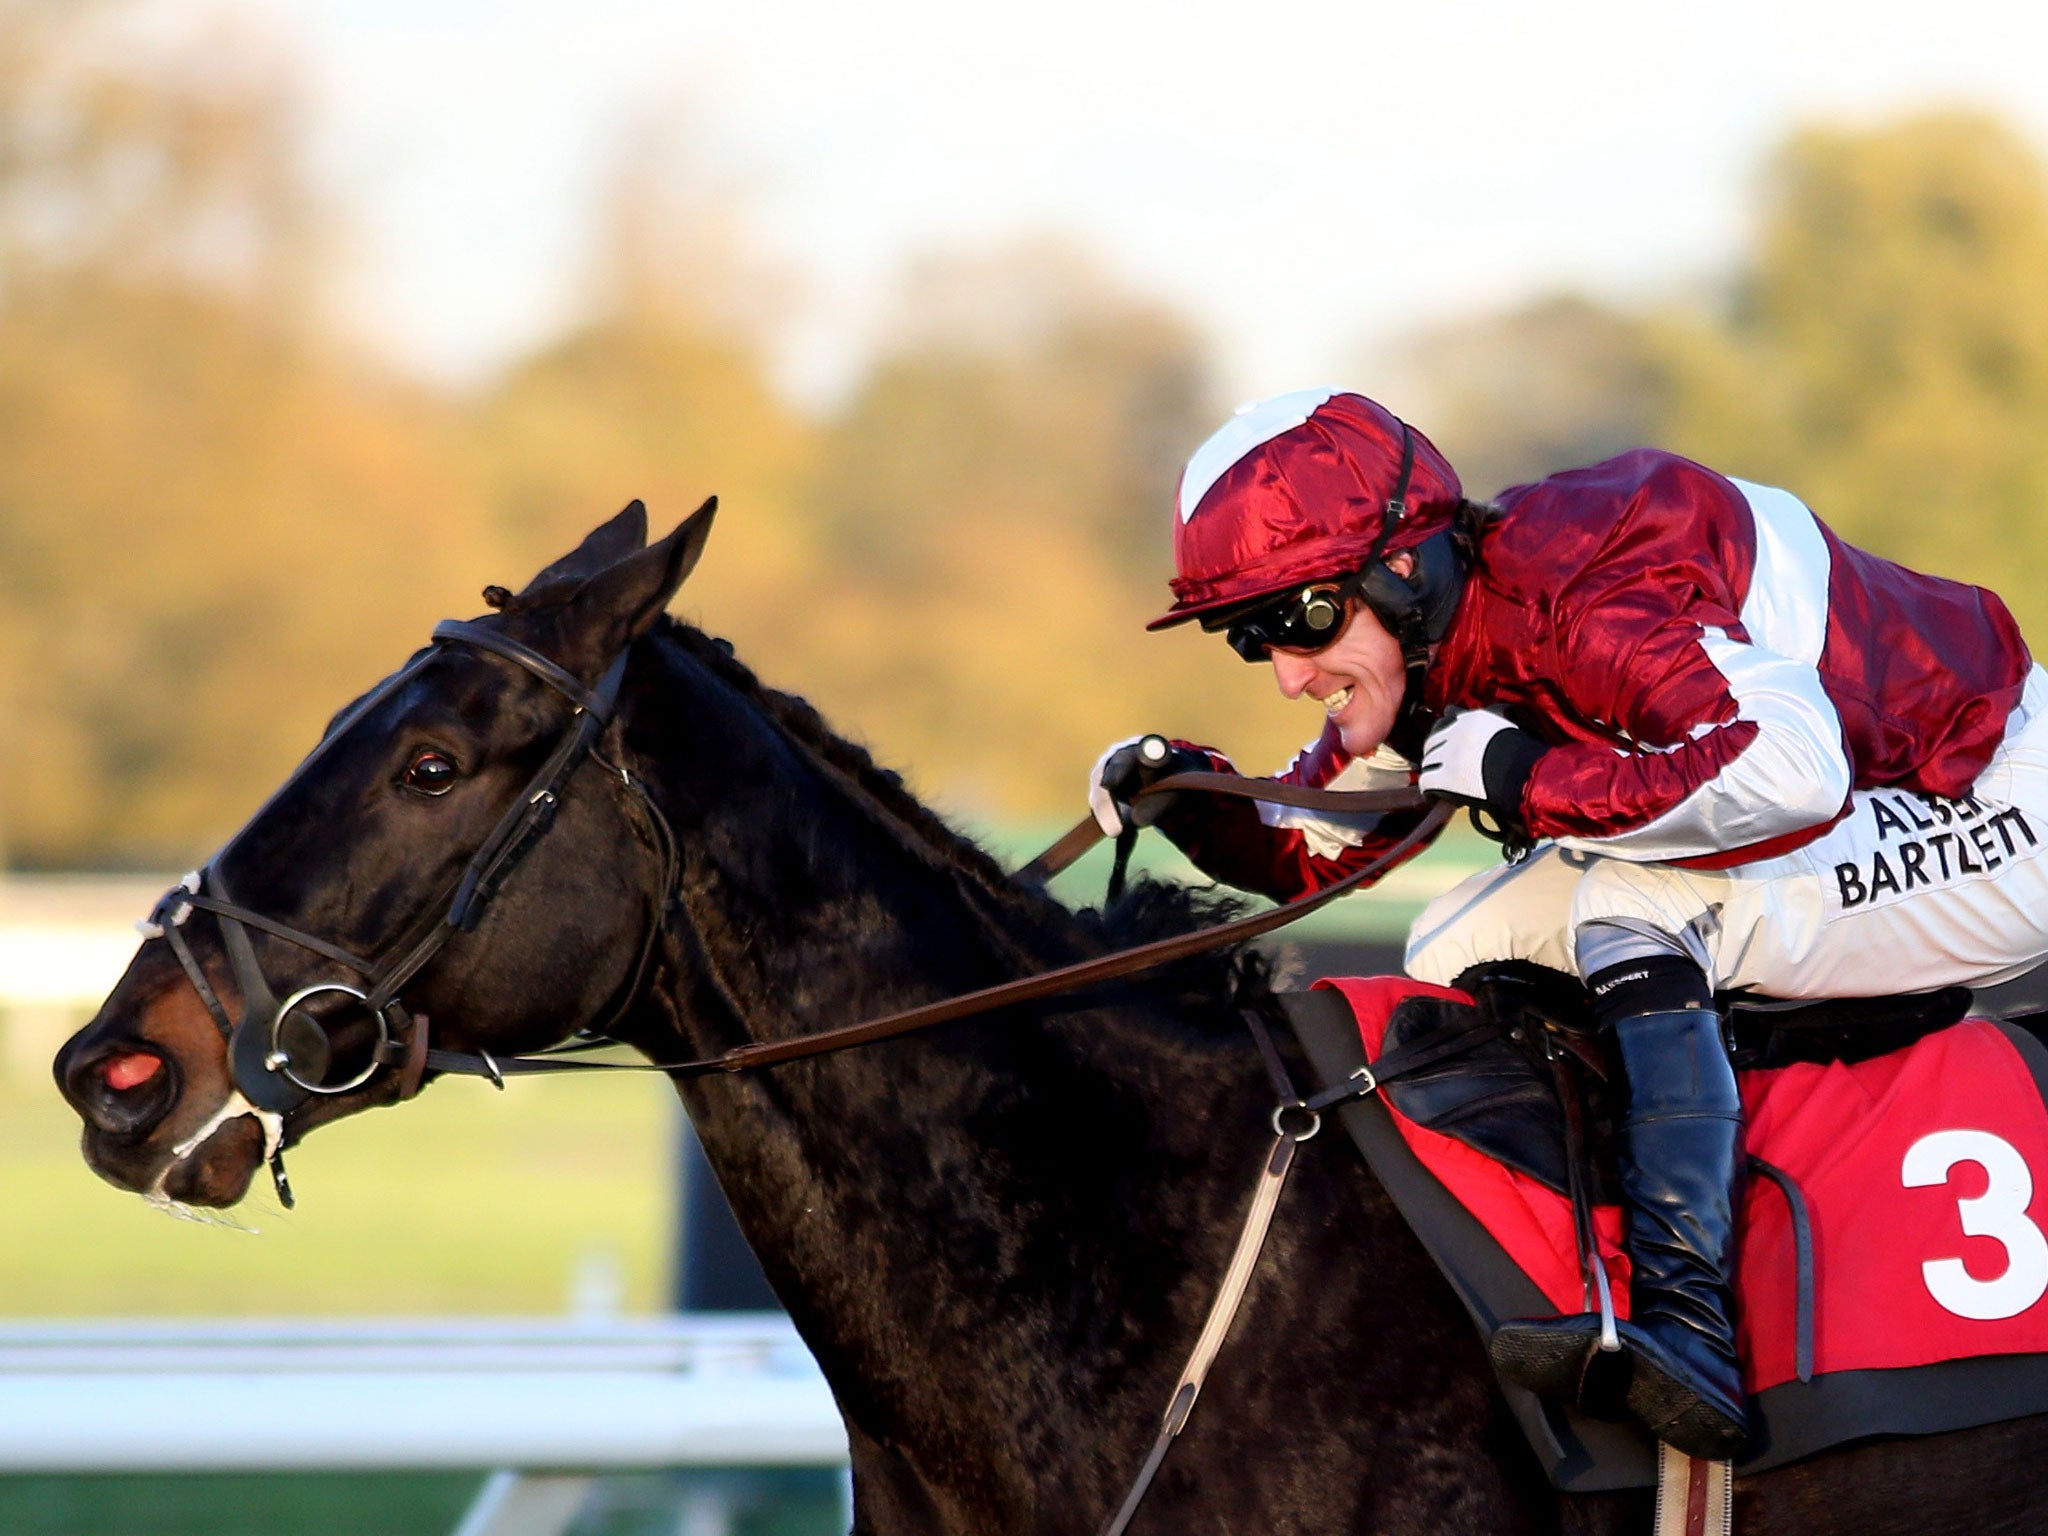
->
[1368,528,1469,768]
[1341,419,1464,675]
[1360,526,1465,674]
[1348,419,1468,759]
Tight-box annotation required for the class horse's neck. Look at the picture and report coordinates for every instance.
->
[626,646,1271,1519]
[630,635,1088,1046]
[668,888,1262,1521]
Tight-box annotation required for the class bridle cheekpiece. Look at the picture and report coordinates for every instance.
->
[145,618,646,1199]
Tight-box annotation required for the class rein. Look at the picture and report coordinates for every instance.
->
[417,781,1449,1084]
[1018,767,1430,884]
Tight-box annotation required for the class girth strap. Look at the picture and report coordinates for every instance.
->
[1747,1156,1817,1384]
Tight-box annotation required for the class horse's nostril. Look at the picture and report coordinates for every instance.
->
[61,1042,178,1139]
[102,1052,163,1092]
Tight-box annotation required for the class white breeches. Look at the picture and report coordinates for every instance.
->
[1405,668,2048,999]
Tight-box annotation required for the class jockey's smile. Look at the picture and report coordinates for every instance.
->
[1266,563,1412,759]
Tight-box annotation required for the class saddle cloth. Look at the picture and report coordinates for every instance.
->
[1283,978,2048,1490]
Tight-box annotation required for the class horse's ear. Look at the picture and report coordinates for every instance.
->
[516,500,651,597]
[558,496,717,661]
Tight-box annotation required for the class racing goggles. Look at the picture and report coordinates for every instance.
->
[1208,574,1363,663]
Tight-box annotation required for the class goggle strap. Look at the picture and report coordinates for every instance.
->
[1360,420,1416,573]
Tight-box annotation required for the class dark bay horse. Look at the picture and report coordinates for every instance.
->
[54,504,2048,1533]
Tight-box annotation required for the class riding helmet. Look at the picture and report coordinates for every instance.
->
[1147,389,1462,630]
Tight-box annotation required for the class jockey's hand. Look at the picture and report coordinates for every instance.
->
[1089,735,1212,836]
[1418,708,1545,834]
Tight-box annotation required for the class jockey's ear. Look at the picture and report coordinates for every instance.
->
[550,497,717,673]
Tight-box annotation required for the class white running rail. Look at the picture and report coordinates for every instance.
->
[0,1314,849,1536]
[0,1314,845,1472]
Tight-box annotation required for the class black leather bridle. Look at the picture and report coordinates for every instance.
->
[146,619,673,1201]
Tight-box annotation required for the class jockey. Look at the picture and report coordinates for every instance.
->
[1093,387,2048,1459]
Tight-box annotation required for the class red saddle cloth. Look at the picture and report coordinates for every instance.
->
[1321,976,2048,1396]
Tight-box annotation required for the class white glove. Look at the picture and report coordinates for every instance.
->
[1418,707,1522,807]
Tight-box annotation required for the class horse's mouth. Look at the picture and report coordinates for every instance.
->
[81,1106,272,1210]
[156,1114,268,1207]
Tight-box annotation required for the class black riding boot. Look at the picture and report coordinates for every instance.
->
[1490,1008,1754,1459]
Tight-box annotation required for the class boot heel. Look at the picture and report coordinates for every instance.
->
[1625,1336,1752,1459]
[1490,1316,1631,1415]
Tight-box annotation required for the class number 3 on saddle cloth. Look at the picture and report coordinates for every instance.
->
[1284,974,2048,1492]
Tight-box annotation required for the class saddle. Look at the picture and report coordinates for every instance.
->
[1278,972,2048,1491]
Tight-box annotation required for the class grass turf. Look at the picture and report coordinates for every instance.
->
[0,1050,677,1316]
[0,1059,709,1533]
[0,1470,852,1536]
[0,1472,484,1536]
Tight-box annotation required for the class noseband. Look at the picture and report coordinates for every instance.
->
[146,619,663,1197]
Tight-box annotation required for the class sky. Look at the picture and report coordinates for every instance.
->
[228,0,2048,408]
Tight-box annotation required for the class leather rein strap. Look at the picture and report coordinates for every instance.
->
[419,791,1452,1084]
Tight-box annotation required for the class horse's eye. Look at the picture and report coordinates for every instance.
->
[401,750,459,797]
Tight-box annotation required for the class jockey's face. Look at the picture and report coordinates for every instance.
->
[1267,592,1408,758]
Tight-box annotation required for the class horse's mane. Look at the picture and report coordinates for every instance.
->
[657,619,1270,1018]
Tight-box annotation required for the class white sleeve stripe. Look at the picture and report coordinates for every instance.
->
[1559,631,1850,861]
[1557,479,1850,862]
[1731,477,1831,664]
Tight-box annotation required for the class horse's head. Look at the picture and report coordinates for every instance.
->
[55,499,715,1208]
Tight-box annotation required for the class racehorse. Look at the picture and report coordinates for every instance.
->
[55,503,2048,1534]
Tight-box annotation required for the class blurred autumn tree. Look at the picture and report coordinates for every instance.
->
[1660,112,2048,639]
[475,113,821,684]
[1421,112,2048,645]
[801,238,1320,820]
[818,240,1205,581]
[1396,294,1673,499]
[8,13,2048,875]
[487,215,1321,823]
[0,2,492,867]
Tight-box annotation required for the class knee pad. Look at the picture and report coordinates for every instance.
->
[1570,862,1718,983]
[1405,848,1585,985]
